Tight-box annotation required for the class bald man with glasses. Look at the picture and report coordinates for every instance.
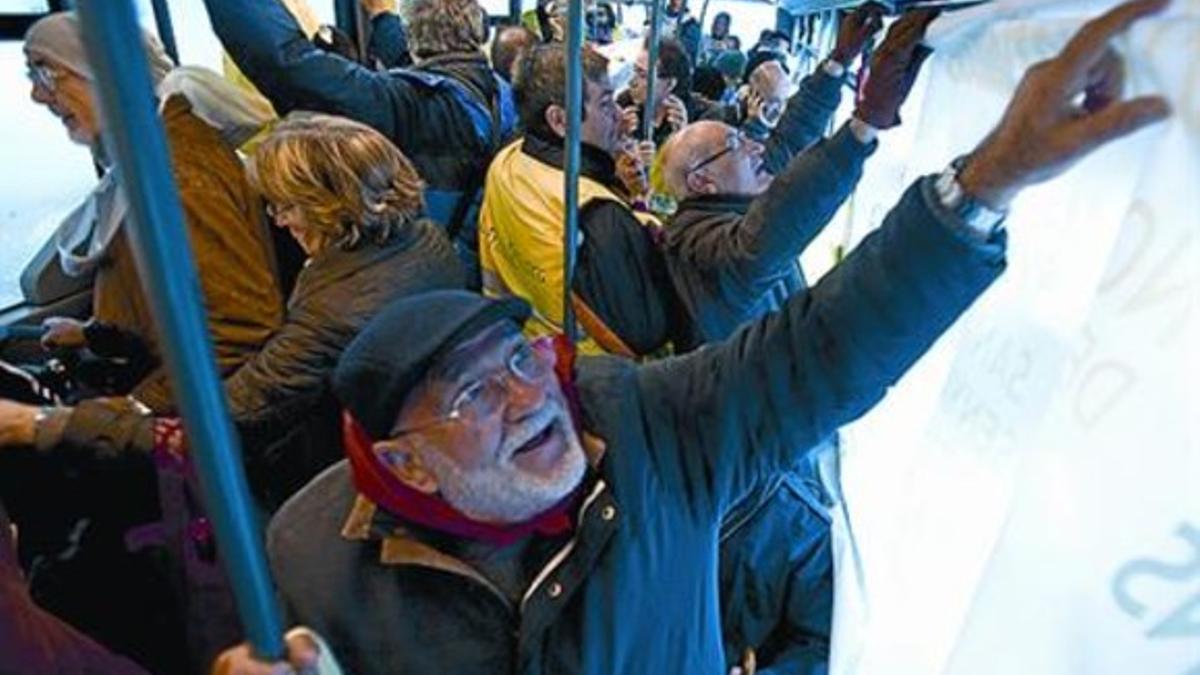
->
[659,9,935,347]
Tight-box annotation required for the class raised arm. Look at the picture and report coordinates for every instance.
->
[364,4,413,69]
[759,4,883,173]
[639,0,1172,513]
[203,0,405,136]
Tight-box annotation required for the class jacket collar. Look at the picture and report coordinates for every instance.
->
[341,494,515,607]
[340,472,619,616]
[521,132,623,194]
[290,227,421,304]
[675,193,756,216]
[413,52,490,71]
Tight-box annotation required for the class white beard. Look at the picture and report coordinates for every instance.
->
[424,411,588,524]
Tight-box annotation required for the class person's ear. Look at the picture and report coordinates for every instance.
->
[685,170,717,196]
[373,440,439,495]
[545,104,568,138]
[659,77,678,97]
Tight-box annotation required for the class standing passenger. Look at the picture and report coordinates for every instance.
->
[204,0,516,289]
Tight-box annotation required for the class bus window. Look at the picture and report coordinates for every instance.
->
[0,40,96,311]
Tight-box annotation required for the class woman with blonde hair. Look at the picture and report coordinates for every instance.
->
[0,113,463,673]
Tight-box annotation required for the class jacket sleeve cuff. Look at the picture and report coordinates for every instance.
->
[918,175,1009,259]
[826,122,878,167]
[795,67,845,108]
[59,398,156,460]
[33,407,70,453]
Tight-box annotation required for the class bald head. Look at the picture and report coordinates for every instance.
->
[491,25,537,82]
[749,60,793,103]
[661,122,727,198]
[661,120,772,199]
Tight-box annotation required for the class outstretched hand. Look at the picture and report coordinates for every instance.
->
[854,8,938,130]
[831,2,886,66]
[960,0,1172,209]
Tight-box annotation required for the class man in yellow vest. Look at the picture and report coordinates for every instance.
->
[479,43,679,358]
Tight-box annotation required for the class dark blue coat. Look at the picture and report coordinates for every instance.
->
[267,177,1007,673]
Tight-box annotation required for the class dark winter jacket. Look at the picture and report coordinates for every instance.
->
[0,500,150,675]
[204,0,515,286]
[267,176,1007,674]
[51,220,464,507]
[665,123,874,349]
[6,222,464,673]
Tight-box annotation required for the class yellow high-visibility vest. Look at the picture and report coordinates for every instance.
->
[479,139,659,356]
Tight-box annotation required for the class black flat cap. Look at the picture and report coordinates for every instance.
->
[333,290,531,440]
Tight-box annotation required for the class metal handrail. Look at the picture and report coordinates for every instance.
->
[148,0,179,64]
[75,0,286,661]
[562,0,585,344]
[642,0,664,141]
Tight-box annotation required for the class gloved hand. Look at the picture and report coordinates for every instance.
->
[830,2,885,66]
[853,8,938,130]
[40,317,87,351]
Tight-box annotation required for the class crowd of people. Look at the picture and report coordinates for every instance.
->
[0,0,1173,672]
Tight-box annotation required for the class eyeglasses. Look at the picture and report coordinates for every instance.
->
[26,62,63,92]
[687,129,750,176]
[389,338,553,438]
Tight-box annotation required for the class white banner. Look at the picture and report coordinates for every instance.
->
[824,2,1200,674]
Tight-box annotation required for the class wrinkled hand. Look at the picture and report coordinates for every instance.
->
[960,0,1172,209]
[40,317,86,351]
[854,8,938,129]
[0,400,38,448]
[745,90,766,125]
[831,2,885,66]
[621,106,640,136]
[359,0,396,18]
[662,94,689,132]
[545,0,567,42]
[212,632,320,675]
[615,140,655,197]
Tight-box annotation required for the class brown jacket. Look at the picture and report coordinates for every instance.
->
[91,95,283,412]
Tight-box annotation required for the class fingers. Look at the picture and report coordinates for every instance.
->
[1058,0,1170,76]
[905,43,935,86]
[849,2,885,35]
[1071,94,1170,148]
[285,632,320,669]
[883,8,937,52]
[212,645,292,675]
[1080,47,1125,114]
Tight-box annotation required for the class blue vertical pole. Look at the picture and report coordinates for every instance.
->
[642,0,664,142]
[74,0,285,662]
[148,0,179,64]
[562,0,584,344]
[697,0,712,48]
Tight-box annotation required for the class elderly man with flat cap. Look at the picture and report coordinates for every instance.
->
[214,1,1173,671]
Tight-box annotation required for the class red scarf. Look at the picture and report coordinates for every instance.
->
[342,336,585,547]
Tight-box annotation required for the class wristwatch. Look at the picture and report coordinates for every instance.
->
[935,156,1007,240]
